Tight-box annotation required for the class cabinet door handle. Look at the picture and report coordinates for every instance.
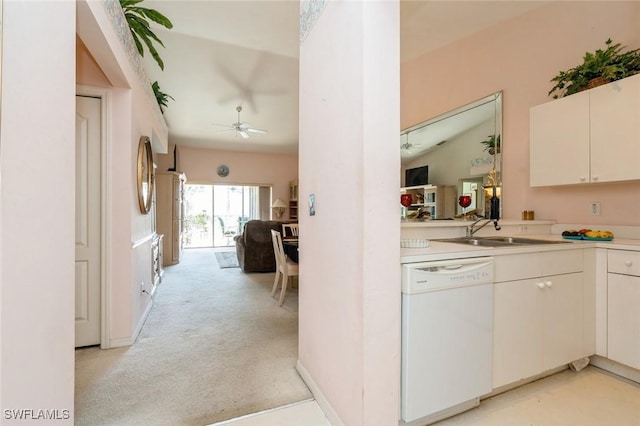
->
[545,281,553,288]
[536,282,546,289]
[592,175,599,181]
[624,260,633,267]
[580,176,586,182]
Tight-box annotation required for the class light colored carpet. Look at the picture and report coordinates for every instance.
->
[75,248,310,425]
[215,251,239,268]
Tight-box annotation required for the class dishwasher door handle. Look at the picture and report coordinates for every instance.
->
[442,264,463,270]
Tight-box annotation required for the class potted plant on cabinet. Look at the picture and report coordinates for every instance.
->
[548,38,640,99]
[481,134,501,155]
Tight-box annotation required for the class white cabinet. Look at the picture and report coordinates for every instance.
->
[400,185,455,219]
[156,172,186,266]
[493,276,541,387]
[530,73,640,187]
[607,250,640,370]
[493,250,585,388]
[530,91,589,186]
[289,180,298,220]
[542,273,584,370]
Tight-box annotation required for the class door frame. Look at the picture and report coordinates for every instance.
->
[77,85,111,349]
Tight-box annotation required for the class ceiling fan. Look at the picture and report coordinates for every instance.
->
[400,141,414,150]
[400,133,419,151]
[212,105,268,139]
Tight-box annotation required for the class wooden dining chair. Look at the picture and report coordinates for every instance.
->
[281,223,299,239]
[270,229,299,306]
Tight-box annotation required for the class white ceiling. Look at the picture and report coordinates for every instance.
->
[142,0,546,155]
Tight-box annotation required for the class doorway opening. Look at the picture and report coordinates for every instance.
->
[184,184,270,248]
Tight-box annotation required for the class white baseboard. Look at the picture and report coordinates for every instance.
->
[108,337,132,348]
[103,298,152,349]
[296,360,344,426]
[590,355,640,384]
[131,298,154,344]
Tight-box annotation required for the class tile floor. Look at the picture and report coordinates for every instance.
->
[435,366,640,425]
[211,366,640,425]
[210,399,329,426]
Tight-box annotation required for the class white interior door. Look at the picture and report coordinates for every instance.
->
[75,95,101,347]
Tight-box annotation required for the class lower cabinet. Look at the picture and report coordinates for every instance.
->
[493,250,585,389]
[607,250,640,370]
[493,277,541,387]
[542,273,584,370]
[493,273,584,388]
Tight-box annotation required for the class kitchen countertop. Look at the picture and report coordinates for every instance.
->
[400,234,640,264]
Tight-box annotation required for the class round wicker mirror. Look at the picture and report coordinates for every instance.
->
[137,136,154,214]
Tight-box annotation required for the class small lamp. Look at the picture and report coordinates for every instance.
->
[272,198,287,219]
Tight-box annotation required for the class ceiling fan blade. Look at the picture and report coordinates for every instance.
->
[215,128,234,134]
[213,106,267,139]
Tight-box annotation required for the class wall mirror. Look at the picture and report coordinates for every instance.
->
[401,91,502,219]
[137,136,154,214]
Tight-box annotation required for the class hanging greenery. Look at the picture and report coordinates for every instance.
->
[152,81,174,113]
[120,0,173,70]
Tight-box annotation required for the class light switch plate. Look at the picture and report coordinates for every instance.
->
[309,194,316,216]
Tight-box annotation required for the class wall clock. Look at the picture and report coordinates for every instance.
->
[137,136,154,214]
[217,164,230,177]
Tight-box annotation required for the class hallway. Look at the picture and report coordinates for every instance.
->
[75,248,310,425]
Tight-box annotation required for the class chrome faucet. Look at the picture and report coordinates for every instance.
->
[466,217,502,237]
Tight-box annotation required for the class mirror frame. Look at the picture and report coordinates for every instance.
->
[401,91,503,219]
[137,136,154,214]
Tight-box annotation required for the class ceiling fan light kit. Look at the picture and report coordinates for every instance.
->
[213,105,268,139]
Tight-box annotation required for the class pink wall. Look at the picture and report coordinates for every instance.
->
[77,36,110,87]
[157,145,298,207]
[402,1,640,225]
[77,0,169,344]
[1,1,76,420]
[299,2,401,425]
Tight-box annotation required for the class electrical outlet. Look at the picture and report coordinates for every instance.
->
[590,202,601,216]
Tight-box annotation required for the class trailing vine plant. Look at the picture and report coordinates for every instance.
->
[120,0,173,70]
[152,81,175,113]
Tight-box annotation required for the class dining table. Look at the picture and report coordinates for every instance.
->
[282,239,299,263]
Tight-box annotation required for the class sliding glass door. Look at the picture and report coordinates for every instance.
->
[184,184,267,248]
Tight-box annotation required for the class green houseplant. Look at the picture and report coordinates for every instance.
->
[481,134,501,155]
[548,38,640,99]
[152,81,174,113]
[120,0,173,70]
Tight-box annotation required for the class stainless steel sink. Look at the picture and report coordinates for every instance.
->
[432,237,508,247]
[479,236,569,245]
[433,236,571,247]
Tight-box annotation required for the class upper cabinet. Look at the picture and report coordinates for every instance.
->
[530,74,640,187]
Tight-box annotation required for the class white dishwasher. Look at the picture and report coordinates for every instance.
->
[401,257,494,425]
